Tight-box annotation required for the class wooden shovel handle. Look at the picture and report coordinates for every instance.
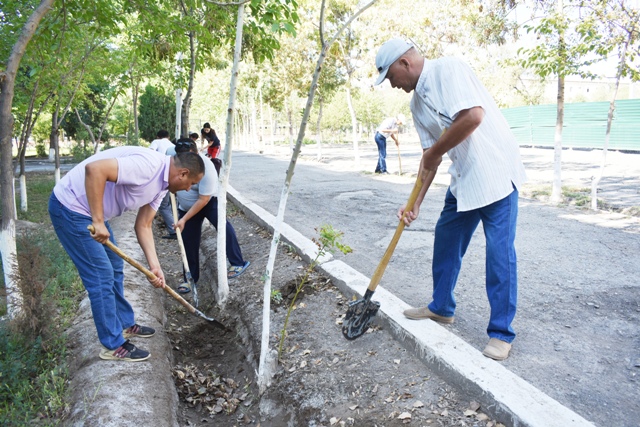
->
[367,168,437,292]
[169,193,193,277]
[86,225,198,315]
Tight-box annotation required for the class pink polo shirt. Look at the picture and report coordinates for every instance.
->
[53,146,170,220]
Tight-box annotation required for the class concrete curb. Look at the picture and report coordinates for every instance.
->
[227,185,595,427]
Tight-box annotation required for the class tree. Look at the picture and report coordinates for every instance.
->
[256,0,378,395]
[587,0,640,210]
[0,0,55,317]
[138,85,177,142]
[517,0,609,203]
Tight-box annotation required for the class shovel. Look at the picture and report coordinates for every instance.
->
[341,168,437,340]
[170,193,199,307]
[87,225,227,330]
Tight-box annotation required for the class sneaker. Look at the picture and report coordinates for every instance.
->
[482,338,512,361]
[403,307,455,324]
[99,340,150,362]
[162,234,177,240]
[123,324,155,338]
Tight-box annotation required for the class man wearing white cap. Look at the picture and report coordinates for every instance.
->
[374,38,526,361]
[374,114,405,174]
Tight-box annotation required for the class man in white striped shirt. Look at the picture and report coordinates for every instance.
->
[375,38,527,361]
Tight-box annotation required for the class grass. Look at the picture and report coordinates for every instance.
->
[16,173,57,224]
[0,230,82,426]
[0,171,82,426]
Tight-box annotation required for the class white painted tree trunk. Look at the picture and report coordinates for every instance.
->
[12,177,17,221]
[550,75,564,203]
[19,174,27,212]
[591,41,627,211]
[0,221,20,317]
[251,95,258,151]
[216,3,245,304]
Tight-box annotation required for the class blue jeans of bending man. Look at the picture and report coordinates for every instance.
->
[178,197,245,283]
[374,132,387,173]
[48,193,134,350]
[428,186,519,343]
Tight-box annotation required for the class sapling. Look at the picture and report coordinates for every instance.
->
[277,224,352,359]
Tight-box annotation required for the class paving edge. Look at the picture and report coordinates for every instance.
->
[227,185,595,427]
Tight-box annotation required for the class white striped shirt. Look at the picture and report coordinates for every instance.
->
[411,57,527,212]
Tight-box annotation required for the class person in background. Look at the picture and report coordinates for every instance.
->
[149,130,178,240]
[149,129,174,154]
[374,114,405,174]
[201,122,221,159]
[201,123,223,175]
[374,38,527,361]
[48,146,204,361]
[166,138,250,294]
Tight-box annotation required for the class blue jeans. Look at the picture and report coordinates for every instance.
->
[374,132,387,173]
[178,197,245,283]
[428,187,519,343]
[48,193,134,350]
[158,192,175,235]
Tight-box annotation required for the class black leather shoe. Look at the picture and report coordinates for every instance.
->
[162,234,177,240]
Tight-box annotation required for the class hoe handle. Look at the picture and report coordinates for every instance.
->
[87,225,198,315]
[367,168,437,292]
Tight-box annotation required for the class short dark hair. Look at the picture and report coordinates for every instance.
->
[157,129,170,138]
[203,122,211,129]
[189,132,199,140]
[175,137,197,154]
[174,151,204,177]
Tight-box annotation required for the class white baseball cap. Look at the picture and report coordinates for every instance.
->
[374,38,414,85]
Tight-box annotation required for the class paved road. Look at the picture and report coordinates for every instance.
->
[228,142,640,427]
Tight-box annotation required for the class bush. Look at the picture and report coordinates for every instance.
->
[71,141,93,162]
[35,142,47,158]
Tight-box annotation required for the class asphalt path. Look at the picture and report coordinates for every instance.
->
[228,141,640,427]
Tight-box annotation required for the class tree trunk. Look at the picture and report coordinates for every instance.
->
[132,78,140,144]
[0,0,55,318]
[50,106,61,183]
[181,32,196,138]
[256,0,378,394]
[316,95,323,161]
[345,81,359,167]
[550,75,564,203]
[591,40,628,210]
[287,104,293,152]
[217,2,246,307]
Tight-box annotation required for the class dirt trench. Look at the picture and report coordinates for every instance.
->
[154,209,505,427]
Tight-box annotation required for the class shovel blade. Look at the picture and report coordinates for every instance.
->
[341,297,381,340]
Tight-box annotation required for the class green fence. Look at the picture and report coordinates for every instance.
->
[501,99,640,151]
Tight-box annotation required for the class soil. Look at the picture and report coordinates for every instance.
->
[153,208,505,427]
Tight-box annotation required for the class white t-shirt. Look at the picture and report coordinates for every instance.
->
[149,138,174,154]
[410,57,527,212]
[176,153,218,211]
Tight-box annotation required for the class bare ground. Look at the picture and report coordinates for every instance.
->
[154,208,506,427]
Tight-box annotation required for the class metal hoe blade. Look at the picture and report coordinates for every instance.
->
[341,290,380,340]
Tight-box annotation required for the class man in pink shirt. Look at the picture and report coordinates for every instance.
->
[48,146,204,362]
